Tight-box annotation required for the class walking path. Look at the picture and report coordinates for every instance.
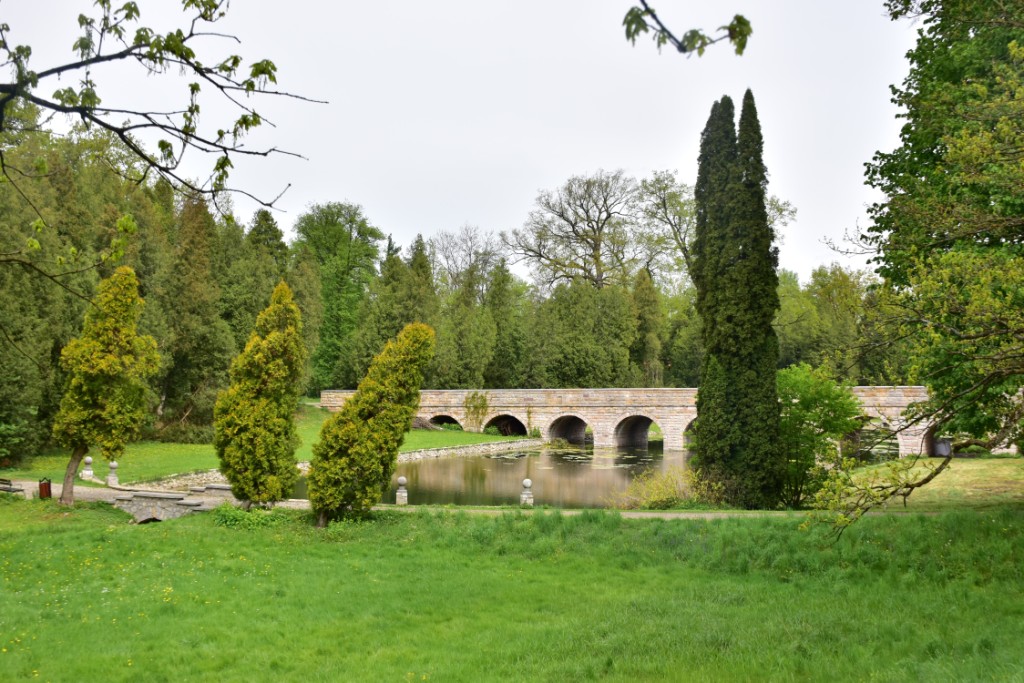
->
[7,477,812,521]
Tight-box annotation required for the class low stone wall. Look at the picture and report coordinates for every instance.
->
[397,438,545,462]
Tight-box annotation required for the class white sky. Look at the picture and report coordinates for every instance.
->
[7,1,919,282]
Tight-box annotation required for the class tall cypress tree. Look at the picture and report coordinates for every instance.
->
[693,90,782,508]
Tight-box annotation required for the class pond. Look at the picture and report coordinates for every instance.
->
[293,443,692,508]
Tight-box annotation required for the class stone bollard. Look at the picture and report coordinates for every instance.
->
[396,476,408,506]
[81,456,94,479]
[520,478,534,507]
[106,461,119,487]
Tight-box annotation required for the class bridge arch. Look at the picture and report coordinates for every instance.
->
[614,414,657,448]
[548,414,590,445]
[484,414,527,436]
[429,414,462,430]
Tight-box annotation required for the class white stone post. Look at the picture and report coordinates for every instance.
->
[396,476,408,506]
[106,461,119,487]
[81,456,94,479]
[520,478,534,507]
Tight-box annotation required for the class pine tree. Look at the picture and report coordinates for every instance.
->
[630,268,664,386]
[308,323,435,525]
[52,267,160,505]
[159,195,235,432]
[246,209,289,276]
[433,261,496,388]
[483,259,528,388]
[214,282,306,507]
[692,90,782,508]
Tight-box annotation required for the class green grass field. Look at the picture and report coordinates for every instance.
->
[1,403,522,485]
[861,457,1024,513]
[0,498,1021,681]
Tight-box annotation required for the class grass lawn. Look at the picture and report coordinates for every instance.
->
[1,402,524,485]
[1,498,1022,681]
[861,456,1024,513]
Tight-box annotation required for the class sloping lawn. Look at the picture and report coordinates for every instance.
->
[0,499,1021,681]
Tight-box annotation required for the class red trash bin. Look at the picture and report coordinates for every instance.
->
[38,478,52,499]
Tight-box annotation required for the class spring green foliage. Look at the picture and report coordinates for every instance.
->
[293,203,384,392]
[51,267,160,503]
[692,91,782,508]
[350,236,439,387]
[623,4,752,56]
[214,282,306,506]
[777,364,863,509]
[865,1,1024,447]
[611,467,725,510]
[308,323,436,523]
[0,0,292,199]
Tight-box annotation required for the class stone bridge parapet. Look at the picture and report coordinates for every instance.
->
[321,386,934,455]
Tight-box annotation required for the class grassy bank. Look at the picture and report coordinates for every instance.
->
[862,457,1024,513]
[2,403,520,485]
[0,498,1021,681]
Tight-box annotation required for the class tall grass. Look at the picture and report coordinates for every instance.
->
[1,497,1021,681]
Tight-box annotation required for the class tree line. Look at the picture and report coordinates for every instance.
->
[0,104,908,463]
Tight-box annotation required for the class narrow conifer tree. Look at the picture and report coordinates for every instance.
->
[214,281,306,507]
[53,267,160,505]
[308,322,435,525]
[692,90,782,508]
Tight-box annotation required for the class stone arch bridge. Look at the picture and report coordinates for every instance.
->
[320,387,934,456]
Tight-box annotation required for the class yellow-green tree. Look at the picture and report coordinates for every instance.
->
[308,323,436,526]
[214,282,306,507]
[52,267,160,505]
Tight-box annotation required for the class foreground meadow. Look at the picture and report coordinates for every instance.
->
[1,497,1021,682]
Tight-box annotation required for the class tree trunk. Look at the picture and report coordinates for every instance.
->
[59,445,88,506]
[317,510,328,528]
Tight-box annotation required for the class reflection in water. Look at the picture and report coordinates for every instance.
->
[386,443,691,508]
[292,445,692,508]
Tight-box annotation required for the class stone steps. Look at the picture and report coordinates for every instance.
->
[113,483,239,521]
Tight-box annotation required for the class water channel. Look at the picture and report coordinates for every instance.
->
[293,443,692,508]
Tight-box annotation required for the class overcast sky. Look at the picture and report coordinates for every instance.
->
[10,1,919,282]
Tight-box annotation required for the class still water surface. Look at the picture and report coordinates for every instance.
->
[295,444,691,508]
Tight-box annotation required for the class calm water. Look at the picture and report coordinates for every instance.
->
[294,444,692,508]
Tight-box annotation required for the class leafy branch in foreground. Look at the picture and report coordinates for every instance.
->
[806,454,953,539]
[0,0,321,208]
[623,2,752,56]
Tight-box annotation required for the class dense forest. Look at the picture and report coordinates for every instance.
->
[0,103,908,460]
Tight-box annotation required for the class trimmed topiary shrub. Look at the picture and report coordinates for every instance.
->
[214,282,306,507]
[307,323,436,525]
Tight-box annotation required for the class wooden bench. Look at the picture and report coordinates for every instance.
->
[0,478,25,496]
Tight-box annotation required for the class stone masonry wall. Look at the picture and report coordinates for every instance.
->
[321,386,934,455]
